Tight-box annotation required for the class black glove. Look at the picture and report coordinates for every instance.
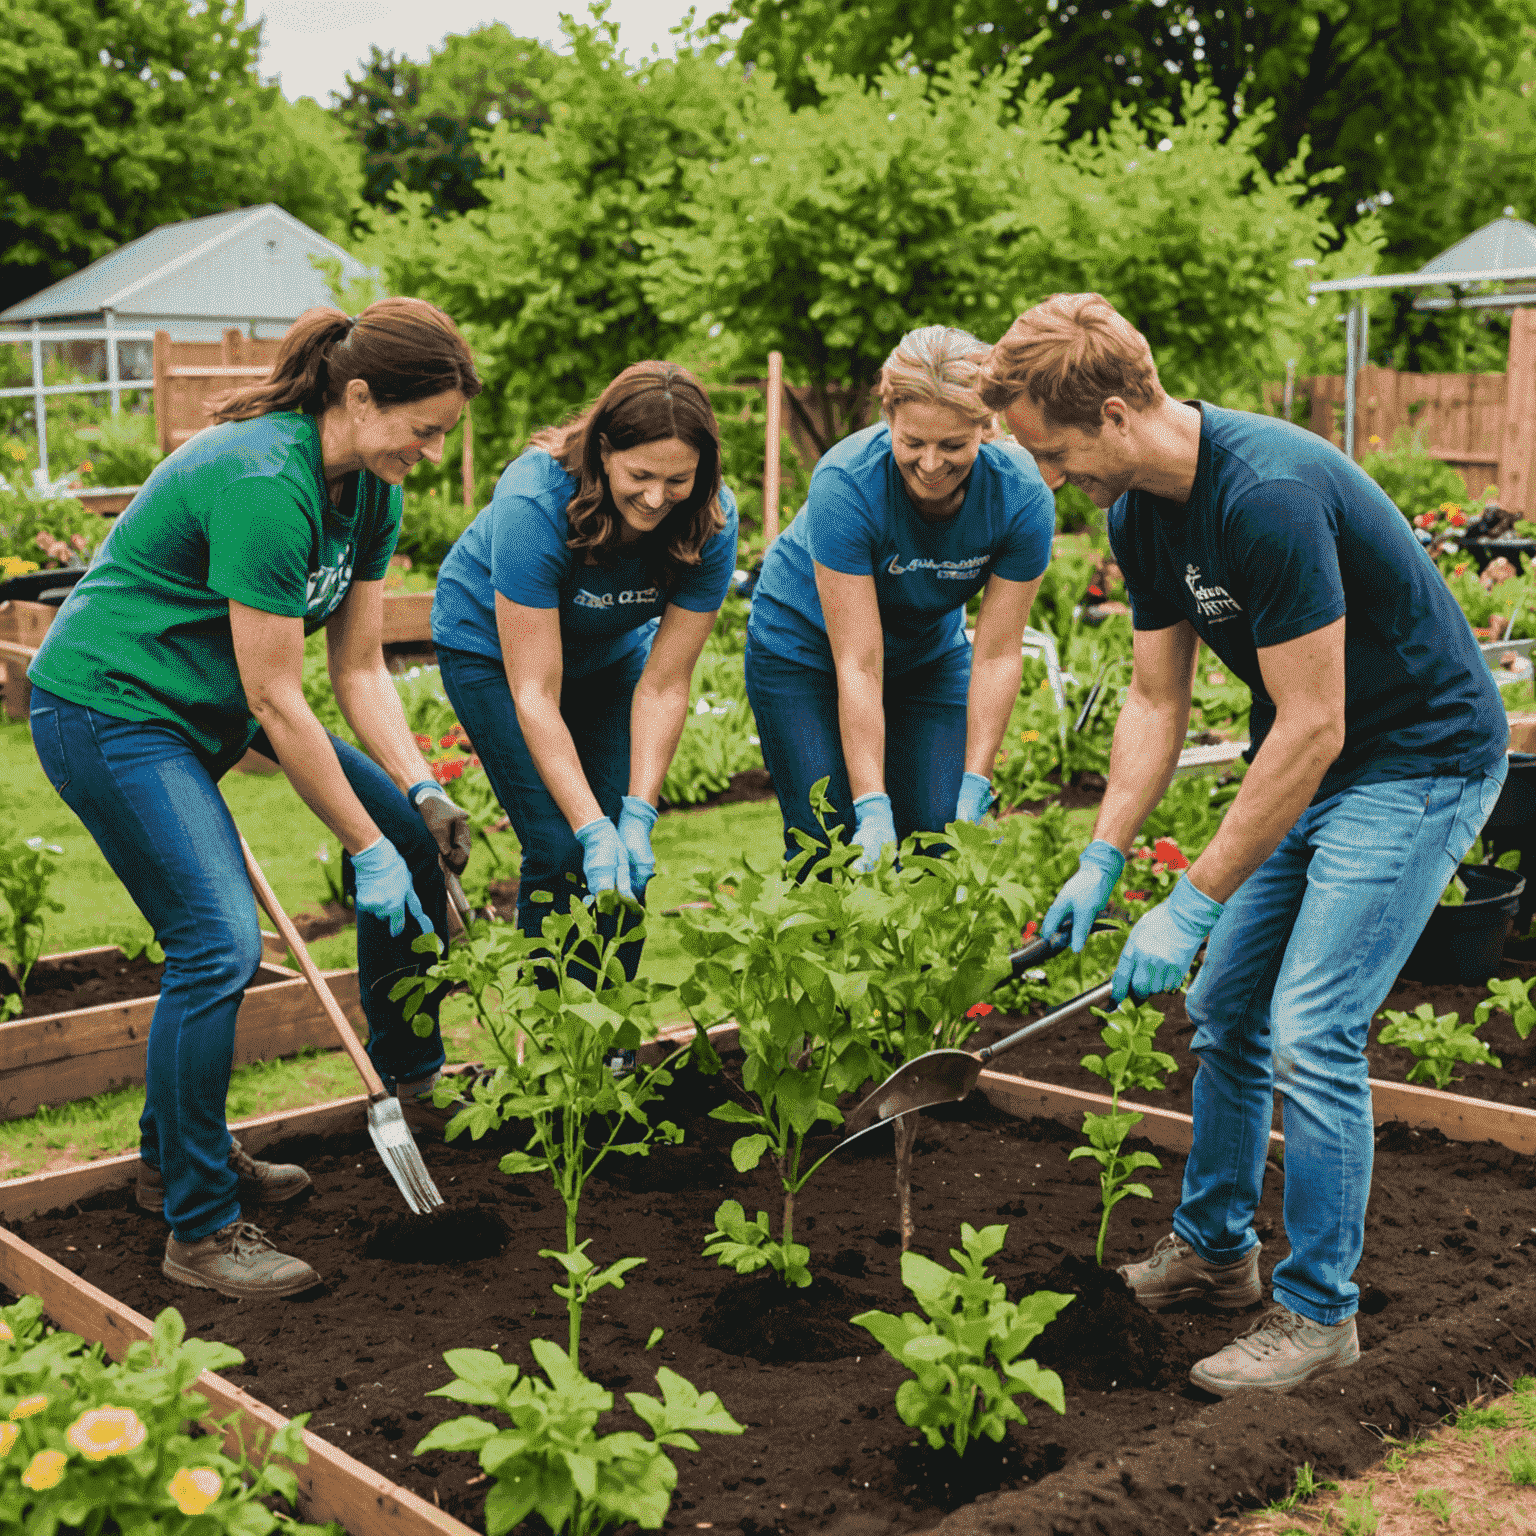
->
[407,780,473,874]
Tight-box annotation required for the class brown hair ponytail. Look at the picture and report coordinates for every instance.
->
[208,297,481,422]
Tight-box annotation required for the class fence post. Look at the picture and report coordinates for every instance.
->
[1283,359,1296,422]
[461,402,474,511]
[1343,306,1360,459]
[1502,309,1536,515]
[29,321,47,483]
[104,309,120,416]
[764,350,783,545]
[152,332,172,455]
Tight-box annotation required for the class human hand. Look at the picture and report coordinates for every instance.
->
[408,780,473,874]
[954,771,994,825]
[851,791,898,872]
[352,836,432,939]
[1111,873,1224,1003]
[1041,839,1126,952]
[617,795,659,894]
[574,817,635,903]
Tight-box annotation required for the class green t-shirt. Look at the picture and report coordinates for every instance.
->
[29,412,401,759]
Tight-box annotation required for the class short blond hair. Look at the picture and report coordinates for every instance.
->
[978,293,1163,430]
[879,325,994,426]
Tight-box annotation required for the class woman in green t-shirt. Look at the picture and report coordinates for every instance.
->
[28,298,482,1301]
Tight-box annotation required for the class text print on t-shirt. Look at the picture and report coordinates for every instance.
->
[573,585,661,610]
[885,552,990,580]
[307,543,356,624]
[1184,564,1243,623]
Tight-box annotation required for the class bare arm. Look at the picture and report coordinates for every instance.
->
[816,563,886,798]
[325,577,437,793]
[495,591,605,831]
[629,604,722,805]
[228,600,380,854]
[965,571,1043,776]
[1185,616,1346,902]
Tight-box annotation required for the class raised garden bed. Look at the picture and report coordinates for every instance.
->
[0,1012,1529,1536]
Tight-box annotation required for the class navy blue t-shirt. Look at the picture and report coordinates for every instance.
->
[1109,404,1506,799]
[433,449,739,678]
[749,423,1055,674]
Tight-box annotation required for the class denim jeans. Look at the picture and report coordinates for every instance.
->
[1176,756,1508,1325]
[743,637,970,859]
[435,644,646,980]
[28,687,448,1242]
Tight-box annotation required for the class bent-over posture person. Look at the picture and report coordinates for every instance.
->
[431,362,738,975]
[27,300,483,1298]
[987,293,1508,1394]
[746,325,1055,868]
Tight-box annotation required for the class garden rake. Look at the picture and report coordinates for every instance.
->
[240,837,445,1215]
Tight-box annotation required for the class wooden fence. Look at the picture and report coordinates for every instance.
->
[151,329,282,453]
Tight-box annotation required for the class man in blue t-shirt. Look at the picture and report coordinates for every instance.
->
[980,293,1508,1396]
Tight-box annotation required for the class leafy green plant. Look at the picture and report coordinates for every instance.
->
[1361,430,1473,525]
[1376,1003,1502,1089]
[1505,1437,1536,1486]
[851,1223,1071,1456]
[0,834,64,1018]
[0,481,106,569]
[1331,1483,1380,1535]
[413,1338,743,1536]
[661,692,762,806]
[702,1199,810,1288]
[392,898,689,1358]
[1477,975,1536,1040]
[1412,1487,1453,1520]
[118,931,166,965]
[1071,998,1176,1264]
[75,411,162,487]
[0,1295,335,1535]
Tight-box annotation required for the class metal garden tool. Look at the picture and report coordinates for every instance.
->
[240,837,445,1215]
[839,924,1118,1146]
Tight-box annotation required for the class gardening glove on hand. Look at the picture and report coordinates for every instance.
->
[954,771,994,825]
[574,817,635,904]
[408,779,473,874]
[352,835,433,940]
[852,792,898,873]
[1042,839,1126,953]
[1112,872,1223,1004]
[616,795,659,895]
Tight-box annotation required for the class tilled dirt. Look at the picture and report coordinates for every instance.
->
[6,953,294,1021]
[3,1051,1533,1536]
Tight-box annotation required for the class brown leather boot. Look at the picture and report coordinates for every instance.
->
[137,1136,312,1216]
[162,1221,321,1299]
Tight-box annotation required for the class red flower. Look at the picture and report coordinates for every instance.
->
[468,755,481,770]
[1414,512,1436,528]
[1152,837,1189,870]
[1447,510,1467,528]
[431,758,466,783]
[1022,919,1038,939]
[966,1002,995,1019]
[1124,890,1147,902]
[1134,846,1155,860]
[413,733,431,750]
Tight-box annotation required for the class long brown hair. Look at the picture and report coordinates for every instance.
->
[529,362,725,585]
[208,298,481,422]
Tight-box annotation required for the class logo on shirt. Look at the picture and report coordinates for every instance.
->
[573,585,661,610]
[886,553,990,581]
[307,543,356,623]
[1184,564,1242,623]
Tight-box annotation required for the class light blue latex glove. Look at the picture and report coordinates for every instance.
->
[574,817,635,903]
[352,836,432,940]
[852,792,898,872]
[616,795,659,894]
[954,771,994,825]
[1112,872,1224,1003]
[1041,839,1126,953]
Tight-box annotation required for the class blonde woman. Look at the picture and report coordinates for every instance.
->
[745,325,1056,866]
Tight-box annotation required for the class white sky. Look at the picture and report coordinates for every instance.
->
[257,0,711,103]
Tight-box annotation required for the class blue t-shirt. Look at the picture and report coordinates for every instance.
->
[748,423,1056,674]
[433,449,740,677]
[1109,403,1507,799]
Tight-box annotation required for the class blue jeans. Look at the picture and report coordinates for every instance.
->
[744,637,970,859]
[1176,758,1508,1325]
[29,687,448,1242]
[436,644,646,980]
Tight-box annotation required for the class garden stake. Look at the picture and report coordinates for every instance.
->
[239,838,445,1215]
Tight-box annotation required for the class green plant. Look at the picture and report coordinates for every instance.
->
[76,412,162,487]
[0,834,64,1017]
[1505,1437,1536,1486]
[119,931,166,965]
[1332,1483,1379,1535]
[1412,1486,1454,1520]
[1262,1461,1333,1513]
[1477,975,1536,1039]
[0,482,104,570]
[1361,430,1473,524]
[702,1199,809,1287]
[0,1295,335,1535]
[413,1338,743,1536]
[1071,998,1176,1264]
[660,693,762,806]
[850,1223,1071,1456]
[1376,1003,1502,1089]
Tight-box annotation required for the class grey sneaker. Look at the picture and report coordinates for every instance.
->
[1118,1231,1262,1311]
[162,1220,321,1299]
[136,1136,312,1216]
[1190,1303,1360,1395]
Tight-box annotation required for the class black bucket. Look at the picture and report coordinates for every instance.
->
[1400,862,1525,985]
[0,567,86,604]
[1485,753,1536,832]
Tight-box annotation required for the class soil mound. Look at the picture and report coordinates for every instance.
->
[699,1273,870,1362]
[362,1206,510,1264]
[1029,1252,1190,1390]
[882,1427,1052,1511]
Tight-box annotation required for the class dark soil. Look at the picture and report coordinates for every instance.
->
[1009,770,1108,815]
[661,767,776,813]
[3,1046,1533,1536]
[7,952,292,1021]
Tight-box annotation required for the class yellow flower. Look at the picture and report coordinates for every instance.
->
[1019,729,1040,742]
[0,1423,17,1455]
[0,1321,12,1343]
[7,444,25,462]
[66,1405,147,1460]
[20,1449,66,1490]
[1368,434,1380,445]
[0,557,39,577]
[10,1395,48,1420]
[167,1466,223,1516]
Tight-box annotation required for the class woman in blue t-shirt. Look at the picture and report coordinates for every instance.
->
[432,362,739,973]
[746,325,1056,866]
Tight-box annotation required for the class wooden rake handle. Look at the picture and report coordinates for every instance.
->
[239,837,389,1100]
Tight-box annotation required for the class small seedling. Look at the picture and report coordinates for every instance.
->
[1412,1487,1453,1520]
[0,834,64,1017]
[703,1200,811,1288]
[1477,974,1536,1040]
[1376,1003,1501,1089]
[1332,1483,1379,1535]
[1453,1399,1509,1437]
[1507,1436,1536,1485]
[645,1328,664,1351]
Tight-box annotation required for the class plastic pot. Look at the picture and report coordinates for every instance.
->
[1484,753,1536,832]
[1461,535,1536,573]
[1400,862,1525,985]
[0,567,86,604]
